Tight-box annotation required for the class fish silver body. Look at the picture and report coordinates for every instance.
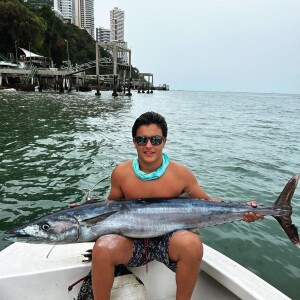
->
[4,174,300,247]
[83,199,280,240]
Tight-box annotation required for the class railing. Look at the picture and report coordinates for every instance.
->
[20,66,38,83]
[0,52,7,61]
[64,58,129,75]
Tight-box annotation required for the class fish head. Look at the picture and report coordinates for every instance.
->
[4,214,80,244]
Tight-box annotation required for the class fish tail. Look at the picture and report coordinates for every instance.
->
[272,174,300,247]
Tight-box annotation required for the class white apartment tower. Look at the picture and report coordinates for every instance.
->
[74,0,81,27]
[96,28,111,43]
[110,7,128,63]
[74,0,95,38]
[110,7,125,42]
[80,0,94,37]
[58,0,74,23]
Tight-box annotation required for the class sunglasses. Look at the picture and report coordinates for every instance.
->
[135,135,165,146]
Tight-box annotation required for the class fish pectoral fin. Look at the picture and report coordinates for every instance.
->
[82,211,118,225]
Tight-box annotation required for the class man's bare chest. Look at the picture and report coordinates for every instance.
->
[121,176,184,199]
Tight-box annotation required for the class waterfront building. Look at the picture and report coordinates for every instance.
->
[52,0,64,20]
[74,0,81,29]
[77,0,95,38]
[58,0,74,23]
[110,7,128,64]
[110,7,125,42]
[96,28,111,43]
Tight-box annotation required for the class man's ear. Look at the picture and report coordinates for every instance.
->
[133,138,137,148]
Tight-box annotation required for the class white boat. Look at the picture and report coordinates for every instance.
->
[0,61,19,68]
[0,242,290,300]
[0,88,16,92]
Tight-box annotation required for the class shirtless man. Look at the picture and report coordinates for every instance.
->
[92,111,262,300]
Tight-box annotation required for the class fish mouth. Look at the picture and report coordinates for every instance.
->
[4,230,34,242]
[3,235,29,242]
[5,226,27,236]
[5,228,20,235]
[3,233,51,243]
[4,228,44,243]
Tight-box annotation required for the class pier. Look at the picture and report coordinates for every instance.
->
[138,73,153,93]
[95,42,131,96]
[0,44,168,94]
[0,59,130,93]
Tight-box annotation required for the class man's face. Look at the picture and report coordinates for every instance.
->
[133,124,166,165]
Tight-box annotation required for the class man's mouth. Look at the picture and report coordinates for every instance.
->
[144,151,154,156]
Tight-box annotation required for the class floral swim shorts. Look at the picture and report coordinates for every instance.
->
[126,231,177,272]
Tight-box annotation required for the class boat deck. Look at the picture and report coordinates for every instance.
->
[0,243,291,300]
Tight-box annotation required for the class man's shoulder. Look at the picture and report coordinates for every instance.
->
[167,160,195,181]
[116,160,132,168]
[169,160,190,173]
[113,160,133,175]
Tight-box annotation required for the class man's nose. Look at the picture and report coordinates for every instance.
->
[145,139,152,147]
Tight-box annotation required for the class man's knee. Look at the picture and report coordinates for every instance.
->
[93,234,122,252]
[169,231,203,262]
[92,234,133,264]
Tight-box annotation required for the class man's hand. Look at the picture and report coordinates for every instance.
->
[243,201,264,222]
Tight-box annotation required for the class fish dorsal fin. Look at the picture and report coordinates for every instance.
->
[82,211,118,225]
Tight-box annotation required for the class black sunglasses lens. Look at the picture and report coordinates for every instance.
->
[135,136,164,146]
[151,136,163,145]
[135,136,147,145]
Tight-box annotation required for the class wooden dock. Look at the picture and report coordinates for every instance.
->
[0,42,168,94]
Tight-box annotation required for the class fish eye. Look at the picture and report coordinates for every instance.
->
[40,223,51,231]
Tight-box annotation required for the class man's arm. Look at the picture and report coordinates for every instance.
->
[179,166,220,201]
[107,166,125,200]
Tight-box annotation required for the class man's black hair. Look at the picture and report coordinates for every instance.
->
[132,112,168,137]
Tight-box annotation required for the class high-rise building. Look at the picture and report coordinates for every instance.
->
[58,0,73,23]
[74,0,81,28]
[110,7,125,42]
[79,0,95,38]
[96,28,111,43]
[109,7,128,63]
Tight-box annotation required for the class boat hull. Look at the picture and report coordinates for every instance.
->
[0,242,291,300]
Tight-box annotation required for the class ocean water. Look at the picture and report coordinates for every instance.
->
[0,89,299,298]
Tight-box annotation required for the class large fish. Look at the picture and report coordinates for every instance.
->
[4,174,300,247]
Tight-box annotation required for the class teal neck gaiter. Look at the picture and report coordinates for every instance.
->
[132,153,170,181]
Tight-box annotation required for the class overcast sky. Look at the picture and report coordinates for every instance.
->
[94,1,300,94]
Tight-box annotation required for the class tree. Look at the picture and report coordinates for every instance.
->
[35,6,103,68]
[0,0,46,56]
